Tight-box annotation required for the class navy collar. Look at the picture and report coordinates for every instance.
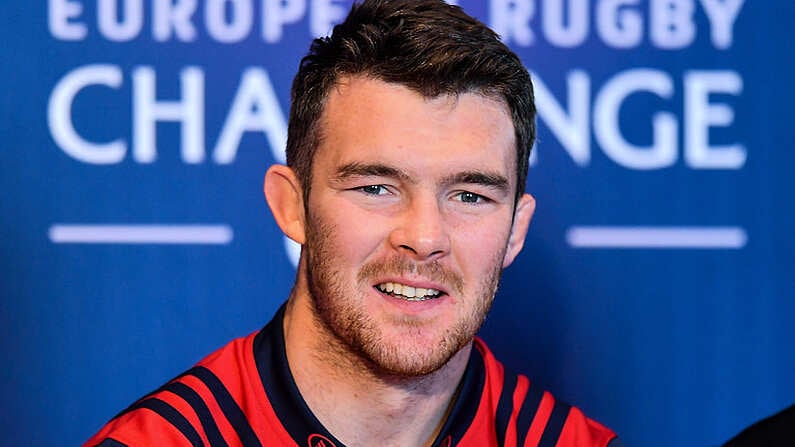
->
[253,304,486,447]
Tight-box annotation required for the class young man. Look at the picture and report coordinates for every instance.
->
[86,1,621,446]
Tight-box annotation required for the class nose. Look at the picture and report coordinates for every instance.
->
[388,194,451,261]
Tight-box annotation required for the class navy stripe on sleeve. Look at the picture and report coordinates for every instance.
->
[514,383,545,447]
[164,381,229,447]
[189,366,262,447]
[138,398,205,447]
[494,372,518,446]
[94,439,128,447]
[110,368,195,422]
[537,400,572,447]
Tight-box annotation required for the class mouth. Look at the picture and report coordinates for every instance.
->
[375,282,444,302]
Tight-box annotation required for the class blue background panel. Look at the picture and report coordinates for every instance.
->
[2,1,794,446]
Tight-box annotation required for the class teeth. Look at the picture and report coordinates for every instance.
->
[377,282,441,301]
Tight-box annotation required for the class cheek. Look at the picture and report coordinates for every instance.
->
[450,220,512,275]
[316,206,390,264]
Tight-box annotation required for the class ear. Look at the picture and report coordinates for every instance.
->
[502,193,536,268]
[264,164,306,245]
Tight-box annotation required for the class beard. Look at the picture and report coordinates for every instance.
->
[303,215,505,378]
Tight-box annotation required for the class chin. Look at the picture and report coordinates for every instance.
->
[359,326,472,378]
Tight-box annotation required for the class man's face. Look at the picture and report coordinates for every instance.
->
[302,76,532,377]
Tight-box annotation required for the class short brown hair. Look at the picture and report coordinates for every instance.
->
[286,0,535,203]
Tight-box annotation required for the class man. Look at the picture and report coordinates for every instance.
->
[86,1,621,446]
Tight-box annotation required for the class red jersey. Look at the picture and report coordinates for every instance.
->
[85,306,619,447]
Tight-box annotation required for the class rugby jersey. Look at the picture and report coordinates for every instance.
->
[85,305,620,447]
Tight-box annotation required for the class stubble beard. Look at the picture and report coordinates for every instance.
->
[303,216,505,379]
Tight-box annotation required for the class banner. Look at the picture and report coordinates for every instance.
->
[1,1,793,445]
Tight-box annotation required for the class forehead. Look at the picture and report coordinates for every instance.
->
[315,76,517,183]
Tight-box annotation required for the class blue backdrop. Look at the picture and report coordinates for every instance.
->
[2,1,793,446]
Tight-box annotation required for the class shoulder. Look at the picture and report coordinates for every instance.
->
[471,338,620,447]
[83,332,261,447]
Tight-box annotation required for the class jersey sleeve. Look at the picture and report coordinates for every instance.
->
[554,405,618,447]
[83,401,204,447]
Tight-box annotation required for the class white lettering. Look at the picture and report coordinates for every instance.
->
[153,0,197,42]
[542,0,588,47]
[214,68,287,164]
[534,70,591,166]
[49,0,87,40]
[700,0,744,49]
[489,0,535,46]
[311,0,347,38]
[98,0,143,42]
[132,67,205,163]
[596,0,642,48]
[262,0,306,43]
[684,70,745,168]
[651,0,696,49]
[48,65,126,164]
[206,0,253,43]
[594,69,677,169]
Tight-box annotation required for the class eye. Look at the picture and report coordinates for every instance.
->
[455,191,485,204]
[359,185,389,195]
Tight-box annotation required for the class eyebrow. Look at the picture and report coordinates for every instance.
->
[333,162,411,182]
[441,171,510,193]
[332,162,509,193]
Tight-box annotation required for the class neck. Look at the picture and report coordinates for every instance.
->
[282,285,471,447]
